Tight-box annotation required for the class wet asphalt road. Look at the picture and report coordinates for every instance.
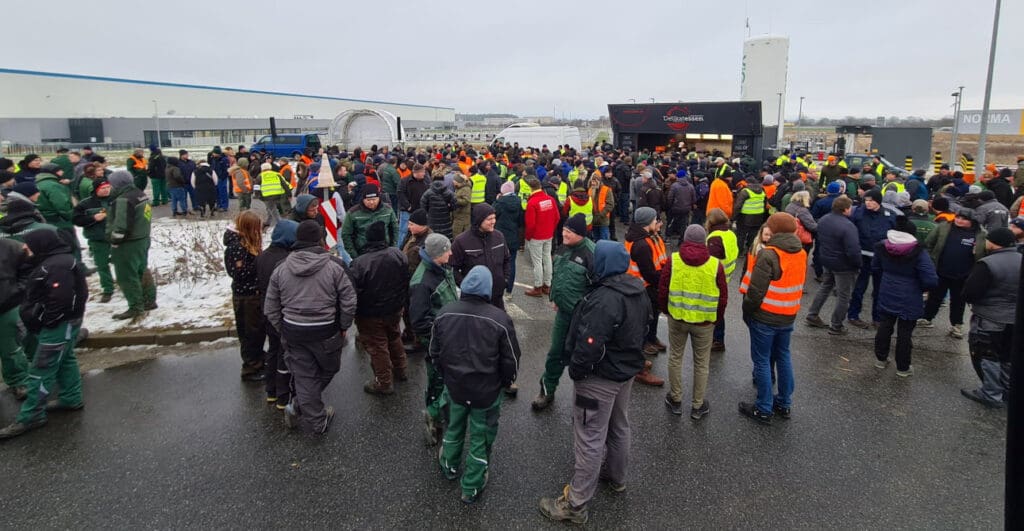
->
[0,250,1007,529]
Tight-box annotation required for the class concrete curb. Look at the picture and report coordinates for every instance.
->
[80,326,236,349]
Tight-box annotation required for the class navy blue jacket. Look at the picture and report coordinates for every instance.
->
[178,158,196,185]
[871,242,938,320]
[816,212,862,272]
[852,205,896,252]
[811,194,839,220]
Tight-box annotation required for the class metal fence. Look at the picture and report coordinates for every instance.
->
[2,142,136,156]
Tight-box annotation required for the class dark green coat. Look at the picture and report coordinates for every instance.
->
[34,173,73,229]
[106,185,151,243]
[341,203,398,259]
[72,194,110,242]
[549,237,596,312]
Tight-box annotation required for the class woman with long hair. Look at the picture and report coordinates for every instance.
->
[225,210,266,381]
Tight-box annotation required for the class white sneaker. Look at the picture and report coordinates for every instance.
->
[896,366,914,378]
[874,359,889,369]
[503,292,513,302]
[916,319,933,328]
[949,325,963,339]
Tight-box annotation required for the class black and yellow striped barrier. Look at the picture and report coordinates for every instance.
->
[960,153,974,173]
[904,156,913,172]
[933,152,943,173]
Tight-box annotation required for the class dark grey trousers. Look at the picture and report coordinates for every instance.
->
[806,268,858,328]
[569,376,633,507]
[284,332,343,434]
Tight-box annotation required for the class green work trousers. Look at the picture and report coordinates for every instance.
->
[88,239,115,295]
[539,310,573,397]
[439,391,503,498]
[424,352,446,423]
[238,192,252,210]
[17,321,82,424]
[133,173,148,192]
[0,307,29,388]
[112,239,156,312]
[150,177,168,205]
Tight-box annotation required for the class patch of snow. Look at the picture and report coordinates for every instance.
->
[80,217,235,334]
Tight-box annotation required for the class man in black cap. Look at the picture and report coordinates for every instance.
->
[264,220,356,434]
[847,189,895,328]
[401,209,432,349]
[450,203,510,311]
[340,183,399,260]
[348,221,409,395]
[533,214,595,411]
[961,227,1018,408]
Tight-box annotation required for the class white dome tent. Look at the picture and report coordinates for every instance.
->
[326,109,406,149]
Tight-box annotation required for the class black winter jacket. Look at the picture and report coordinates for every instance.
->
[450,205,510,307]
[666,179,696,215]
[348,243,409,317]
[398,174,432,212]
[420,180,455,238]
[815,212,862,272]
[19,230,87,332]
[430,294,520,407]
[565,273,650,382]
[256,244,291,304]
[0,239,27,313]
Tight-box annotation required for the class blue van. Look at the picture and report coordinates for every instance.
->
[250,133,323,158]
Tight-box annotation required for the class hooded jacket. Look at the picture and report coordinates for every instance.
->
[255,222,296,305]
[0,193,52,241]
[657,240,728,323]
[223,227,259,296]
[666,178,696,215]
[263,246,356,343]
[398,173,431,213]
[19,228,87,332]
[450,204,510,308]
[742,232,805,326]
[420,180,456,238]
[34,172,73,230]
[493,193,523,248]
[986,176,1013,208]
[871,239,938,320]
[165,157,186,189]
[972,194,1009,232]
[0,238,27,313]
[431,289,521,407]
[348,239,409,318]
[565,242,650,382]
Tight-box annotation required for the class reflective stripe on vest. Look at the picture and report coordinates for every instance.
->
[470,174,487,203]
[717,164,732,178]
[738,252,755,294]
[624,235,666,287]
[130,155,147,170]
[259,171,285,197]
[707,229,739,277]
[882,181,905,195]
[741,190,766,215]
[759,246,808,315]
[518,179,532,209]
[667,253,720,322]
[556,182,567,204]
[232,169,251,193]
[568,197,594,226]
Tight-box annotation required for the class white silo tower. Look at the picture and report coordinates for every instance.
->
[741,36,789,147]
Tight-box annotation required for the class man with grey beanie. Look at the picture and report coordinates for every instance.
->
[658,224,727,418]
[409,232,458,446]
[624,206,667,386]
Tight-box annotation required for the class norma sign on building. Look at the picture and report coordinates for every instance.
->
[956,109,1024,135]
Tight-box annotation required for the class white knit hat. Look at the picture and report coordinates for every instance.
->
[886,230,917,246]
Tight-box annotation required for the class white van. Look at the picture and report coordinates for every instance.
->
[493,123,582,151]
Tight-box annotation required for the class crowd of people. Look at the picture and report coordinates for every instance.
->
[1,140,1022,523]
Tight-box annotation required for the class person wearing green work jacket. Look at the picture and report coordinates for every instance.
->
[0,228,87,440]
[341,183,398,260]
[409,233,458,447]
[531,214,595,412]
[105,170,156,320]
[0,239,30,401]
[34,163,81,262]
[72,178,114,302]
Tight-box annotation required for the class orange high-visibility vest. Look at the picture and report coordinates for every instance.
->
[130,155,147,170]
[232,168,251,194]
[739,252,756,294]
[594,184,611,213]
[624,234,667,287]
[280,164,295,189]
[758,246,808,315]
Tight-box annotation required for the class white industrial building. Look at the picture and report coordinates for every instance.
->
[740,36,789,147]
[0,68,455,149]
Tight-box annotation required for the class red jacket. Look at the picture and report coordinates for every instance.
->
[524,189,560,241]
[657,240,728,323]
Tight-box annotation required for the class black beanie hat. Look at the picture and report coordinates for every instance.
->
[565,213,588,236]
[409,208,428,226]
[932,196,950,212]
[366,221,387,243]
[987,227,1015,248]
[295,220,323,244]
[865,189,883,204]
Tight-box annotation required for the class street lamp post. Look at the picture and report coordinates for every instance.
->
[776,92,784,147]
[950,87,964,167]
[152,100,161,148]
[797,96,805,128]
[975,0,1001,173]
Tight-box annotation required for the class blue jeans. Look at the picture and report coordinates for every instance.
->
[848,255,881,322]
[184,183,197,210]
[506,247,517,293]
[713,319,725,343]
[169,188,188,214]
[617,192,630,222]
[216,172,229,210]
[590,226,610,242]
[398,210,410,248]
[748,319,794,413]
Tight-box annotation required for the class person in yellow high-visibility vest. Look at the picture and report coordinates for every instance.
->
[704,207,738,352]
[658,224,727,418]
[255,162,289,225]
[469,169,487,204]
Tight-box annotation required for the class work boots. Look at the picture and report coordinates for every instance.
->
[635,361,664,387]
[539,485,589,524]
[524,286,545,298]
[532,389,554,411]
[0,418,47,440]
[112,309,144,321]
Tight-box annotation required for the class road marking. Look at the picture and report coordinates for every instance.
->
[505,303,534,321]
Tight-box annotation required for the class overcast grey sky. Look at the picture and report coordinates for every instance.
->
[4,0,1020,119]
